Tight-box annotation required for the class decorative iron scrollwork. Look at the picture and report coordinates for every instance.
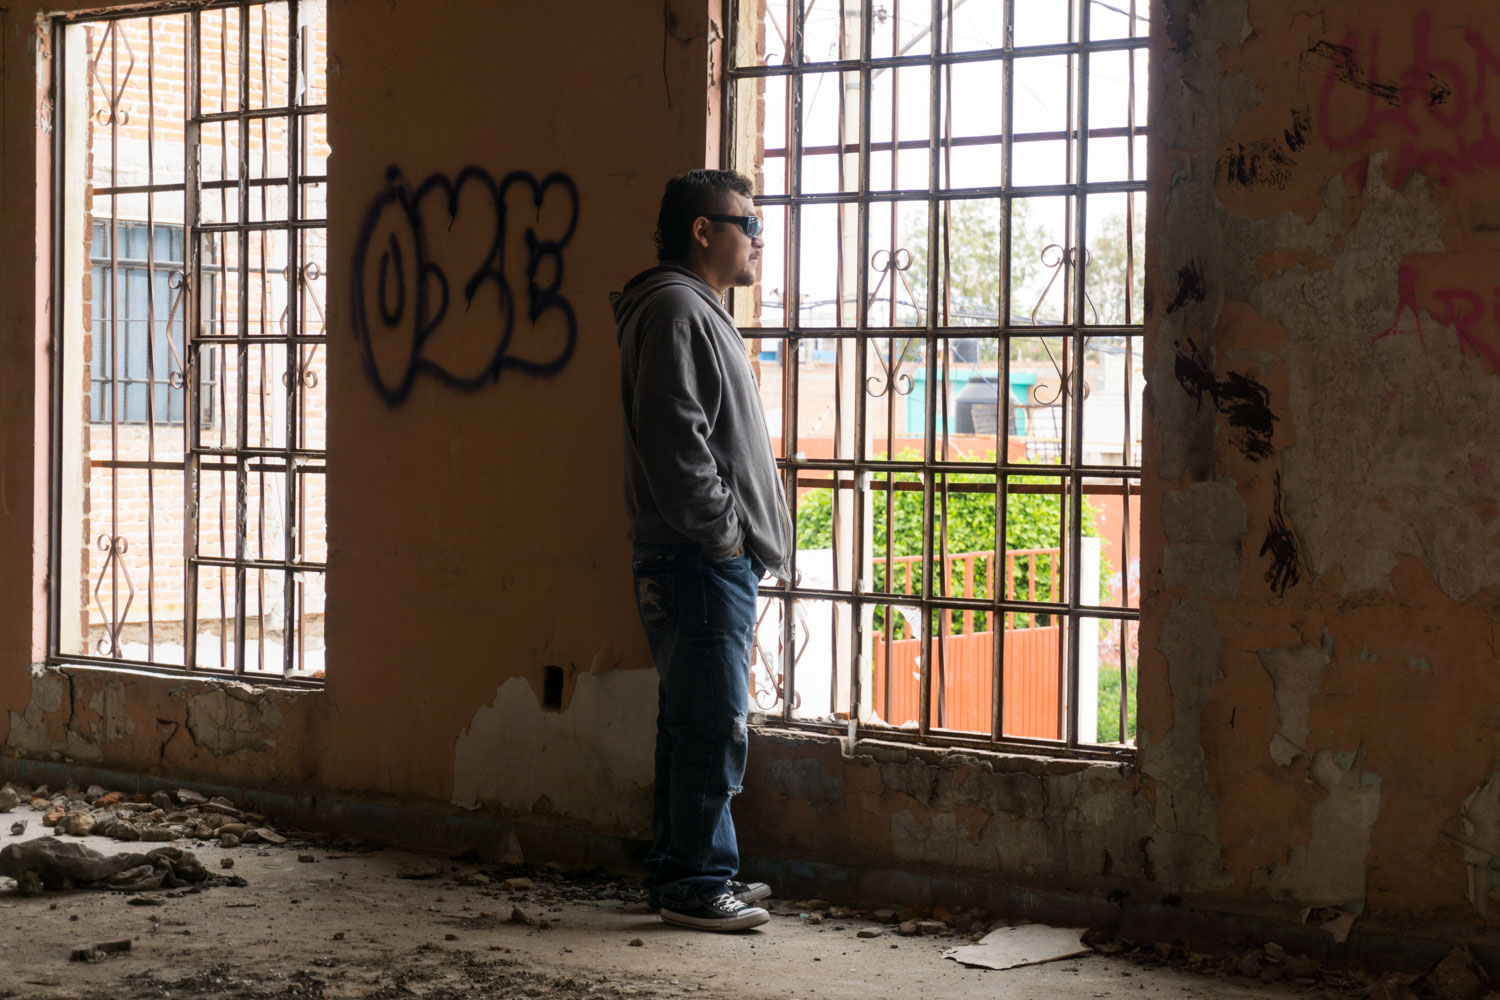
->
[1028,244,1097,406]
[279,261,327,335]
[88,22,136,127]
[282,356,320,390]
[91,534,135,657]
[1030,244,1101,327]
[866,248,922,398]
[163,271,189,388]
[752,598,808,711]
[278,263,326,390]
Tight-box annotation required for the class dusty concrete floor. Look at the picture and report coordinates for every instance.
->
[0,821,1365,1000]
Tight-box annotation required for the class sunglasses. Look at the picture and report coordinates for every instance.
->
[703,213,764,238]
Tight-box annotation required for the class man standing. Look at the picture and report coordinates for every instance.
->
[612,170,791,932]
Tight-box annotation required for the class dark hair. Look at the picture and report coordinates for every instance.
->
[654,169,754,261]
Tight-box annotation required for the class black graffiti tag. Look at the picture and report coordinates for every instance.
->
[1260,473,1304,597]
[1173,338,1278,463]
[351,165,580,406]
[1174,338,1303,596]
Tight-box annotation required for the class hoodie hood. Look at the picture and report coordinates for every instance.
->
[610,264,729,343]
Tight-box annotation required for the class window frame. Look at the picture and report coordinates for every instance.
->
[723,0,1146,759]
[47,0,330,684]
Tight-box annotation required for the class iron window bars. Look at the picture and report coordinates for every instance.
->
[49,1,329,682]
[725,0,1146,757]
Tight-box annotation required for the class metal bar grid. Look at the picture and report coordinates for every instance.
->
[992,0,1016,744]
[718,324,1146,340]
[55,0,301,23]
[46,18,68,673]
[1065,0,1090,750]
[728,0,1144,753]
[184,5,203,672]
[916,0,943,739]
[93,173,330,197]
[49,1,328,682]
[773,124,1146,156]
[729,34,1151,77]
[737,182,1148,207]
[776,0,804,726]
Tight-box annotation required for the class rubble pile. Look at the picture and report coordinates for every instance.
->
[0,782,287,849]
[766,898,997,941]
[1083,932,1359,988]
[1082,931,1500,1000]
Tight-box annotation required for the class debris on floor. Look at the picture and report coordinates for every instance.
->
[0,837,209,892]
[1303,903,1360,944]
[0,781,288,848]
[1085,931,1349,989]
[1417,946,1487,1000]
[107,954,678,1000]
[767,897,997,941]
[397,857,445,879]
[944,923,1090,970]
[0,782,1484,1000]
[69,939,131,962]
[1076,929,1500,1000]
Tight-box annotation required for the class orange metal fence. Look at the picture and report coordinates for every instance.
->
[877,547,1059,627]
[870,627,1060,736]
[869,548,1062,737]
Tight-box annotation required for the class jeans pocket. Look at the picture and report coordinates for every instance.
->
[632,554,676,635]
[699,554,758,636]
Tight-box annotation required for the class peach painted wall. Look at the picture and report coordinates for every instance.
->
[0,0,724,837]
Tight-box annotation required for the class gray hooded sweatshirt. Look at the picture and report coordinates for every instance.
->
[612,264,792,580]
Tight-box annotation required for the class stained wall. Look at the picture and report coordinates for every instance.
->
[1144,0,1500,928]
[2,0,1500,950]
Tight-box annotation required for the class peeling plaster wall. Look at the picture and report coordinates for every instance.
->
[3,0,1500,940]
[738,735,1158,893]
[184,685,285,758]
[1143,0,1500,926]
[452,669,657,837]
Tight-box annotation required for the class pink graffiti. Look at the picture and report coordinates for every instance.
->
[1315,12,1500,185]
[1375,264,1500,377]
[1469,453,1489,484]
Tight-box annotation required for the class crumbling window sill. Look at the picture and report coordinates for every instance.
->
[46,660,325,695]
[748,721,1134,777]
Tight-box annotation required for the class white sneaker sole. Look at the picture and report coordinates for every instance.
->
[660,905,770,931]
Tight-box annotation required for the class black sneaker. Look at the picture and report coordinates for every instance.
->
[647,879,772,912]
[659,892,770,931]
[726,879,772,904]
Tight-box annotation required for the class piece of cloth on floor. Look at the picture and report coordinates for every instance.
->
[0,836,208,891]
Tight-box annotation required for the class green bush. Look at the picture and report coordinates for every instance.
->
[1096,663,1138,744]
[793,453,1104,631]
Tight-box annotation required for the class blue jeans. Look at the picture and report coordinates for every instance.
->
[631,542,759,908]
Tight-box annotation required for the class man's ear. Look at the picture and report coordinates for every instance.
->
[691,216,713,249]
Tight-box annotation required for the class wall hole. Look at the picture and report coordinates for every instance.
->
[542,665,564,711]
